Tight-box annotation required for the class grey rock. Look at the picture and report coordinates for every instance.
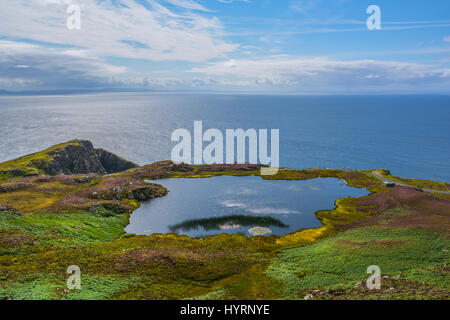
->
[2,140,138,177]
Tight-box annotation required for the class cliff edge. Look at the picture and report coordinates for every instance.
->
[0,140,138,179]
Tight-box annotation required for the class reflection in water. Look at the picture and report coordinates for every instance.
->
[169,215,288,233]
[249,227,272,236]
[125,176,370,237]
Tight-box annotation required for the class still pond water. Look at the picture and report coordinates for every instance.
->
[125,175,369,237]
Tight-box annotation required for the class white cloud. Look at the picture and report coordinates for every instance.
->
[219,200,247,208]
[247,207,301,215]
[444,35,450,42]
[190,56,450,91]
[0,40,126,89]
[0,0,237,62]
[218,223,241,230]
[217,0,249,3]
[0,77,42,88]
[163,0,210,11]
[1,0,449,93]
[288,184,320,191]
[2,38,450,92]
[218,200,301,215]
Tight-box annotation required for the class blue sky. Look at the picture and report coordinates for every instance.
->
[1,0,450,93]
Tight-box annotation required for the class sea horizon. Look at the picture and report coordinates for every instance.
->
[1,92,449,182]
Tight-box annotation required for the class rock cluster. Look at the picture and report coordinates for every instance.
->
[33,140,137,175]
[0,140,138,177]
[0,204,23,216]
[0,182,32,193]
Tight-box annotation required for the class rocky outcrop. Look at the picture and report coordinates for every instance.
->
[86,178,167,201]
[0,182,32,193]
[0,140,138,177]
[94,148,138,174]
[0,204,23,216]
[126,185,166,201]
[32,140,108,175]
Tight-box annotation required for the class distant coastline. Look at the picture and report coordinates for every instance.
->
[2,89,450,96]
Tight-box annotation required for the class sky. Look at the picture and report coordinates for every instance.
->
[1,0,450,93]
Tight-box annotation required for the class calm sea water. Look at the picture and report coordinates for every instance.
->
[125,176,369,237]
[0,93,449,181]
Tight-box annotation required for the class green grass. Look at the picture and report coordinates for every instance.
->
[375,169,450,191]
[380,208,414,217]
[267,226,450,299]
[0,140,82,181]
[1,144,449,300]
[0,210,128,249]
[0,272,138,300]
[64,274,140,300]
[0,211,280,299]
[188,288,229,300]
[0,274,61,300]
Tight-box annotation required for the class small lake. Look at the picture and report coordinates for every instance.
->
[125,176,369,237]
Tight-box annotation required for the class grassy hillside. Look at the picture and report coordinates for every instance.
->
[0,141,82,181]
[0,140,137,182]
[0,143,448,300]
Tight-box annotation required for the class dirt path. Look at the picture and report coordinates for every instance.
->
[371,171,450,194]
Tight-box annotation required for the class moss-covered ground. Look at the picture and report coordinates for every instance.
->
[267,224,449,300]
[0,146,448,300]
[374,169,450,192]
[0,140,83,181]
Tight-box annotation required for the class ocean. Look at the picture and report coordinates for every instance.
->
[0,93,449,181]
